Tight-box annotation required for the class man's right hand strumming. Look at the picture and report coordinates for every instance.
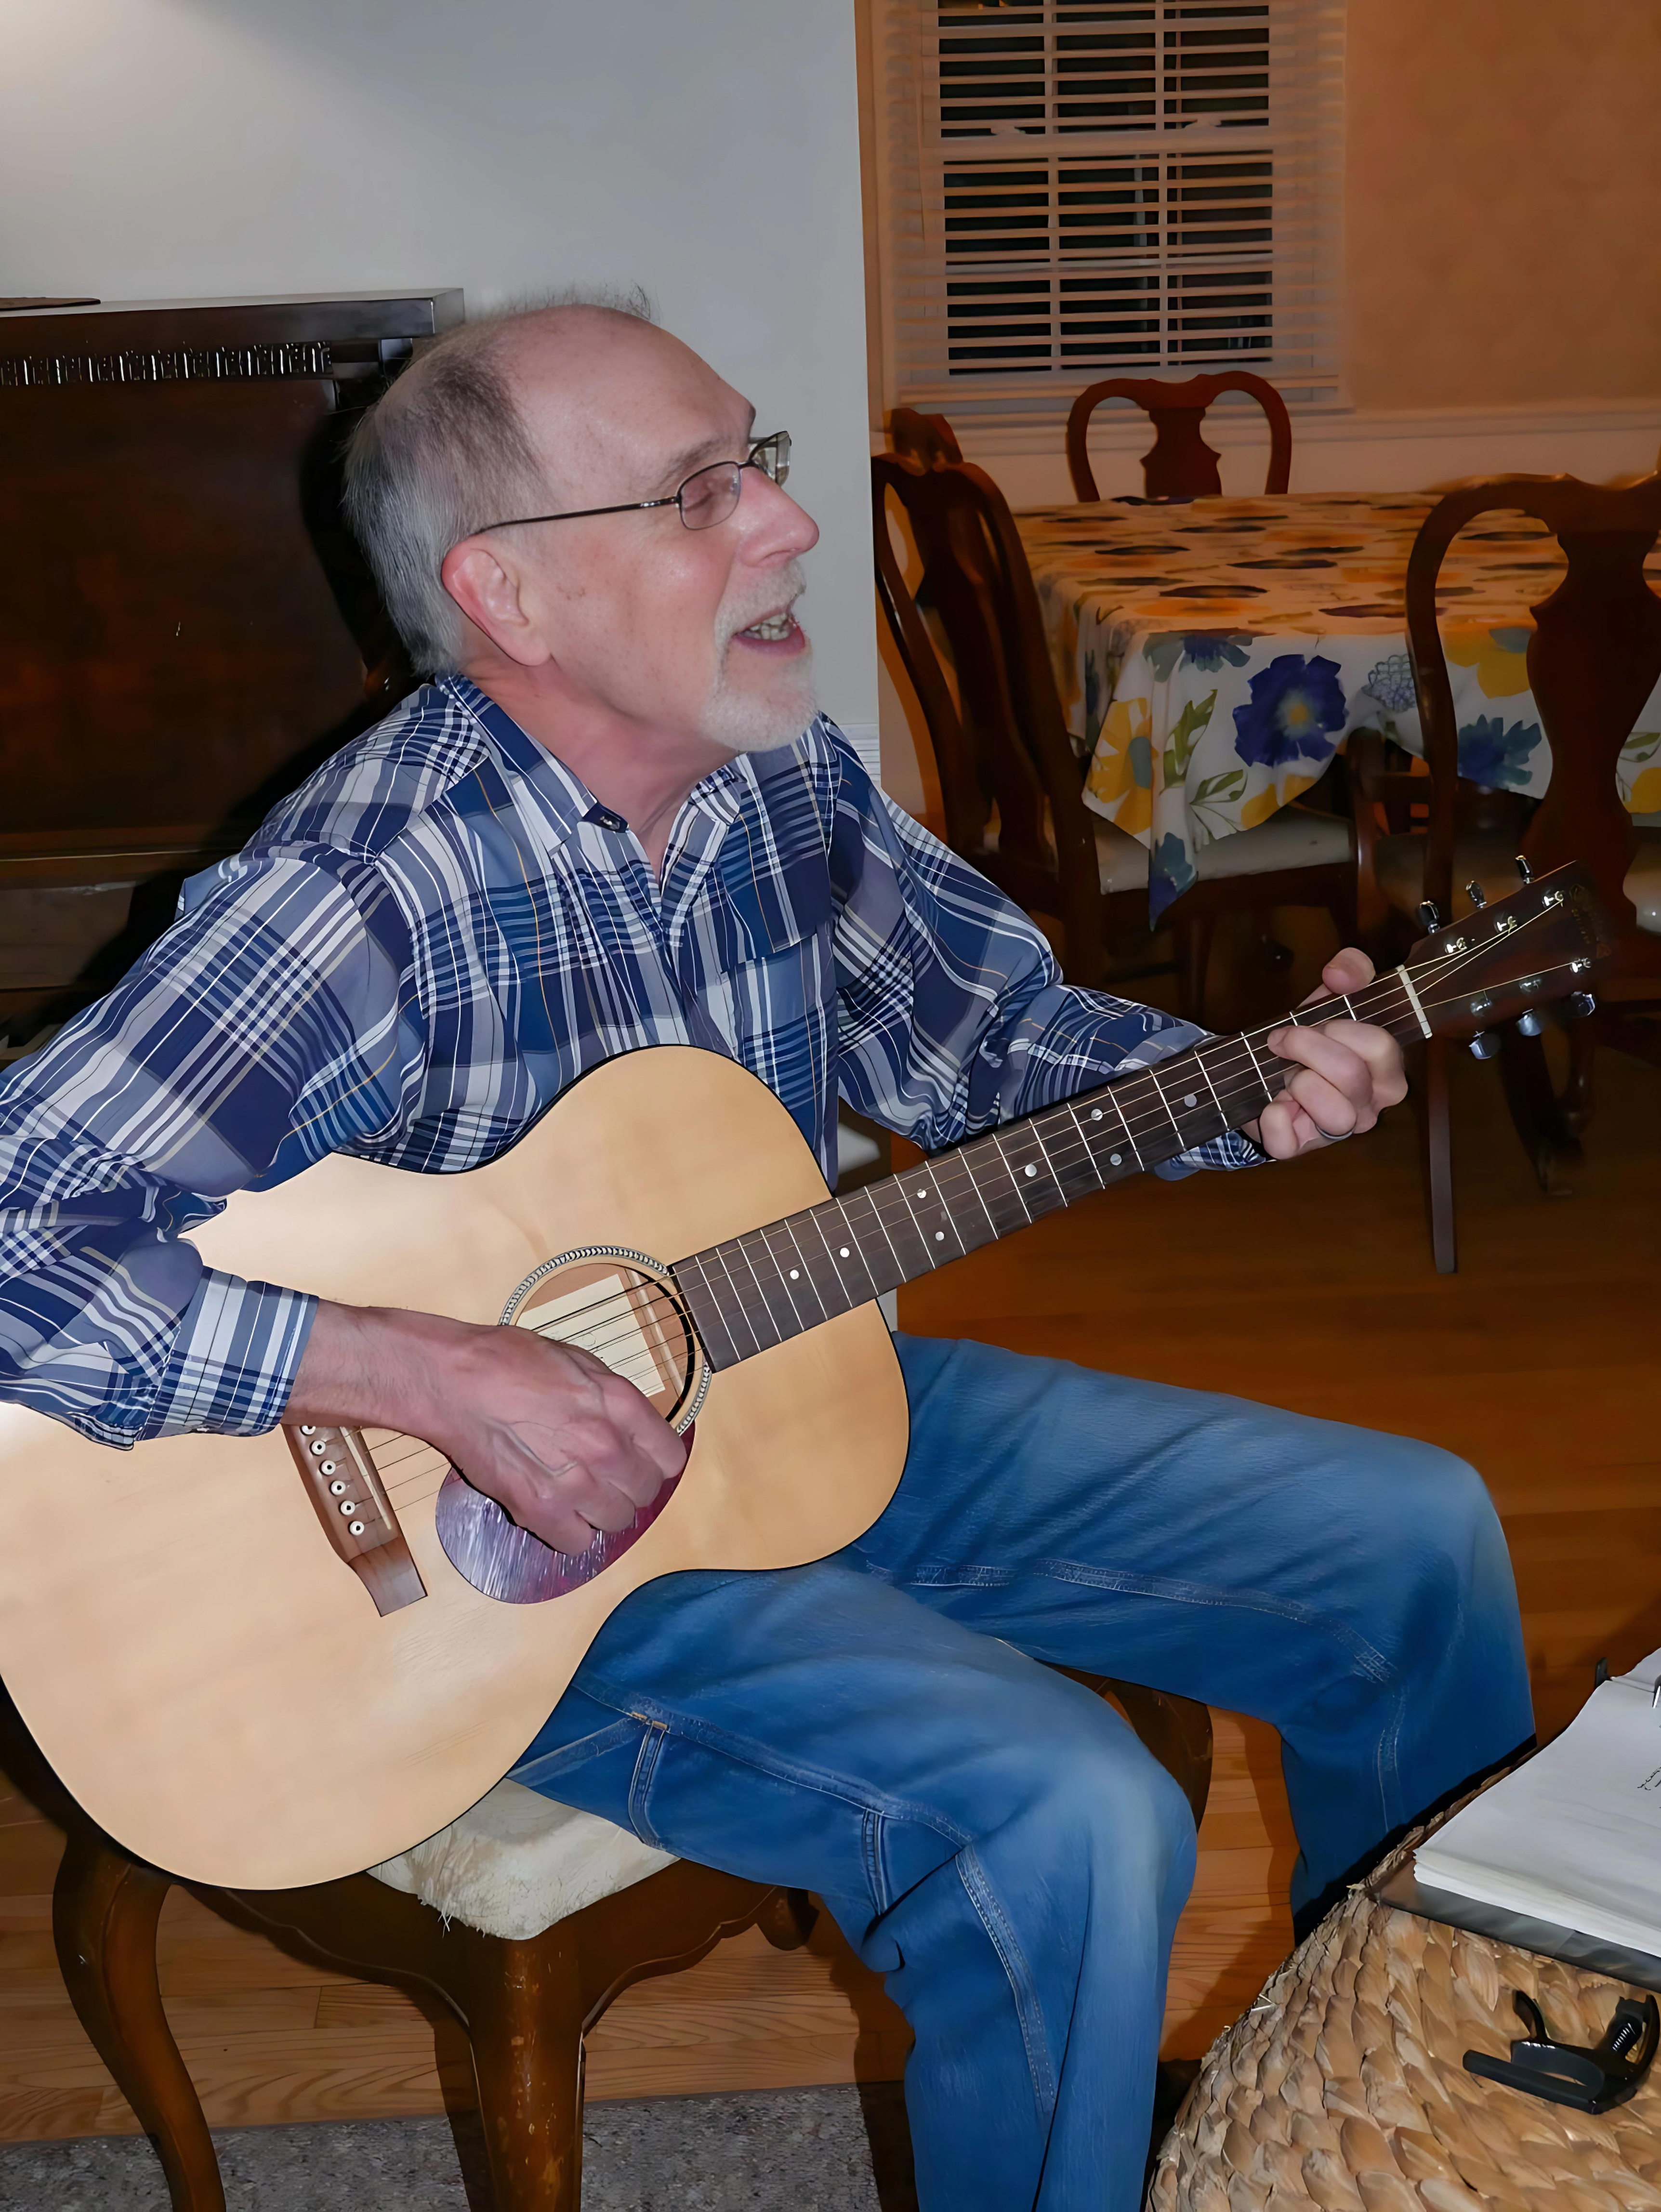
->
[287,1301,686,1556]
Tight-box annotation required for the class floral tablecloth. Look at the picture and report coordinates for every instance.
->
[1017,491,1661,919]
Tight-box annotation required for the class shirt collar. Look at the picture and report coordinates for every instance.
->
[436,671,754,856]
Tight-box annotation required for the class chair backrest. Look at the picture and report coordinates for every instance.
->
[871,451,1103,963]
[1065,372,1292,503]
[1404,472,1661,965]
[889,408,964,470]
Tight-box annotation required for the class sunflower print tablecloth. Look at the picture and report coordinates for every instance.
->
[1016,491,1661,920]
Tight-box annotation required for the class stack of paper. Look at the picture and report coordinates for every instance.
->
[1414,1648,1661,1958]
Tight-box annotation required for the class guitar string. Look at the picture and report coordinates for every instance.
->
[367,926,1582,1503]
[460,921,1560,1373]
[384,921,1571,1396]
[376,949,1594,1518]
[379,923,1533,1363]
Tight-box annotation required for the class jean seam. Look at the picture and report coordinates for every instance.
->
[863,1809,889,1917]
[627,1722,670,1850]
[899,1557,1398,1685]
[573,1672,977,1846]
[956,1844,1056,2120]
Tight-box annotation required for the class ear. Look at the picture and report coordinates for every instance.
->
[441,540,552,669]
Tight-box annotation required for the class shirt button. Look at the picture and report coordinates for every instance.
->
[585,804,630,834]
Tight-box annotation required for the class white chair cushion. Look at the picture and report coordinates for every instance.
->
[1091,815,1153,893]
[1626,829,1661,934]
[369,1778,675,1941]
[1093,806,1351,897]
[1190,806,1354,883]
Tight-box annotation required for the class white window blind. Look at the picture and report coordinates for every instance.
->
[873,0,1345,422]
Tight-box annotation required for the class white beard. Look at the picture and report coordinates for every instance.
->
[699,566,818,754]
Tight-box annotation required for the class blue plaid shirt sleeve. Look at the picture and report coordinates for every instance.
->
[0,847,420,1448]
[827,751,1263,1174]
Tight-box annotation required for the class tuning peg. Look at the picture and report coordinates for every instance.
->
[1515,855,1533,885]
[1417,899,1442,932]
[1564,990,1597,1020]
[1465,881,1488,910]
[1515,1010,1545,1038]
[1469,1031,1501,1060]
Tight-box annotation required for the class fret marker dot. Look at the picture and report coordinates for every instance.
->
[1110,1152,1122,1166]
[935,1230,944,1242]
[1091,1108,1102,1120]
[1023,1164,1037,1178]
[839,1247,850,1259]
[789,1269,799,1280]
[916,1186,928,1198]
[1184,1093,1197,1108]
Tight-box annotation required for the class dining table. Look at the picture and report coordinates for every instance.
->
[1015,491,1661,920]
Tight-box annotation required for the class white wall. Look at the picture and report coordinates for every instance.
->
[0,0,879,741]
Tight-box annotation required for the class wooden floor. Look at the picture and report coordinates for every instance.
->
[1,917,1657,2142]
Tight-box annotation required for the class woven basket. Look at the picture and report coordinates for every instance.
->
[1151,1827,1661,2212]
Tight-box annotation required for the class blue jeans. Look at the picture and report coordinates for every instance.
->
[511,1334,1530,2211]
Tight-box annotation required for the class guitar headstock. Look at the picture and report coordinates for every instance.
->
[1405,862,1614,1046]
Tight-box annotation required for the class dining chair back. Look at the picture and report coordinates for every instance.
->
[872,447,1122,987]
[889,408,963,470]
[1065,373,1292,504]
[1355,472,1661,1269]
[872,447,1354,1019]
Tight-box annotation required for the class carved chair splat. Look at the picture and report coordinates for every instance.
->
[1065,373,1292,505]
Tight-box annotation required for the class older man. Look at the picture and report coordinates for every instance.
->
[0,299,1529,2210]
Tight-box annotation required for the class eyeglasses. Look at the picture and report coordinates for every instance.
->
[475,431,791,539]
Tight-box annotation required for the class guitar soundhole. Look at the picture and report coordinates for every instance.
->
[434,1248,705,1606]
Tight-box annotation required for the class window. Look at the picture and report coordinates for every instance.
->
[870,0,1344,423]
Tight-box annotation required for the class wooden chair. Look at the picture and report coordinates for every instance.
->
[873,447,1353,1018]
[889,407,963,470]
[1065,373,1292,504]
[6,1670,1210,2209]
[1350,472,1661,1272]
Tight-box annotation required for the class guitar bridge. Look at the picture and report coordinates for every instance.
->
[283,1423,426,1615]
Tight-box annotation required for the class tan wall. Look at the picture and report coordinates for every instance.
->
[1347,0,1661,408]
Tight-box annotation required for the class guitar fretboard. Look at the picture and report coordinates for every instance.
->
[672,969,1421,1371]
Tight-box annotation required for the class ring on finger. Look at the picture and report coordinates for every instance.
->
[1310,1121,1354,1142]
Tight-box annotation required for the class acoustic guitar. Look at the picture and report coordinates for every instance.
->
[0,864,1611,1885]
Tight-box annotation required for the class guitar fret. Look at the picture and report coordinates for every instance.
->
[762,1220,826,1328]
[669,1253,739,1371]
[990,1129,1035,1222]
[809,1198,882,1304]
[840,1185,906,1296]
[1193,1042,1226,1122]
[735,1227,800,1342]
[710,1242,767,1359]
[1105,1085,1145,1171]
[1147,1065,1186,1145]
[1239,1028,1275,1104]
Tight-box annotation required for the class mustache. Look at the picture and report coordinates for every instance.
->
[715,563,808,654]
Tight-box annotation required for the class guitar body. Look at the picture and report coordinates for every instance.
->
[0,1047,909,1887]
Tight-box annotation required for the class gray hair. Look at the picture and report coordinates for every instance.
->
[343,285,656,675]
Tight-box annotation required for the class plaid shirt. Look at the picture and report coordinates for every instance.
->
[0,675,1257,1448]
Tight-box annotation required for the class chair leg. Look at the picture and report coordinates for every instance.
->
[52,1830,224,2212]
[1421,1033,1456,1274]
[461,1926,587,2212]
[1176,915,1215,1026]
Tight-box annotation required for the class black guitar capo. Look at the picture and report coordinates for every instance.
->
[1464,1988,1661,2114]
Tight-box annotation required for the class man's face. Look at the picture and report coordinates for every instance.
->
[476,315,820,755]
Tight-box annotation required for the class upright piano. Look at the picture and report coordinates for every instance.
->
[0,289,463,1044]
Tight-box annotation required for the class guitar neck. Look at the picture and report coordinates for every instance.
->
[673,966,1430,1372]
